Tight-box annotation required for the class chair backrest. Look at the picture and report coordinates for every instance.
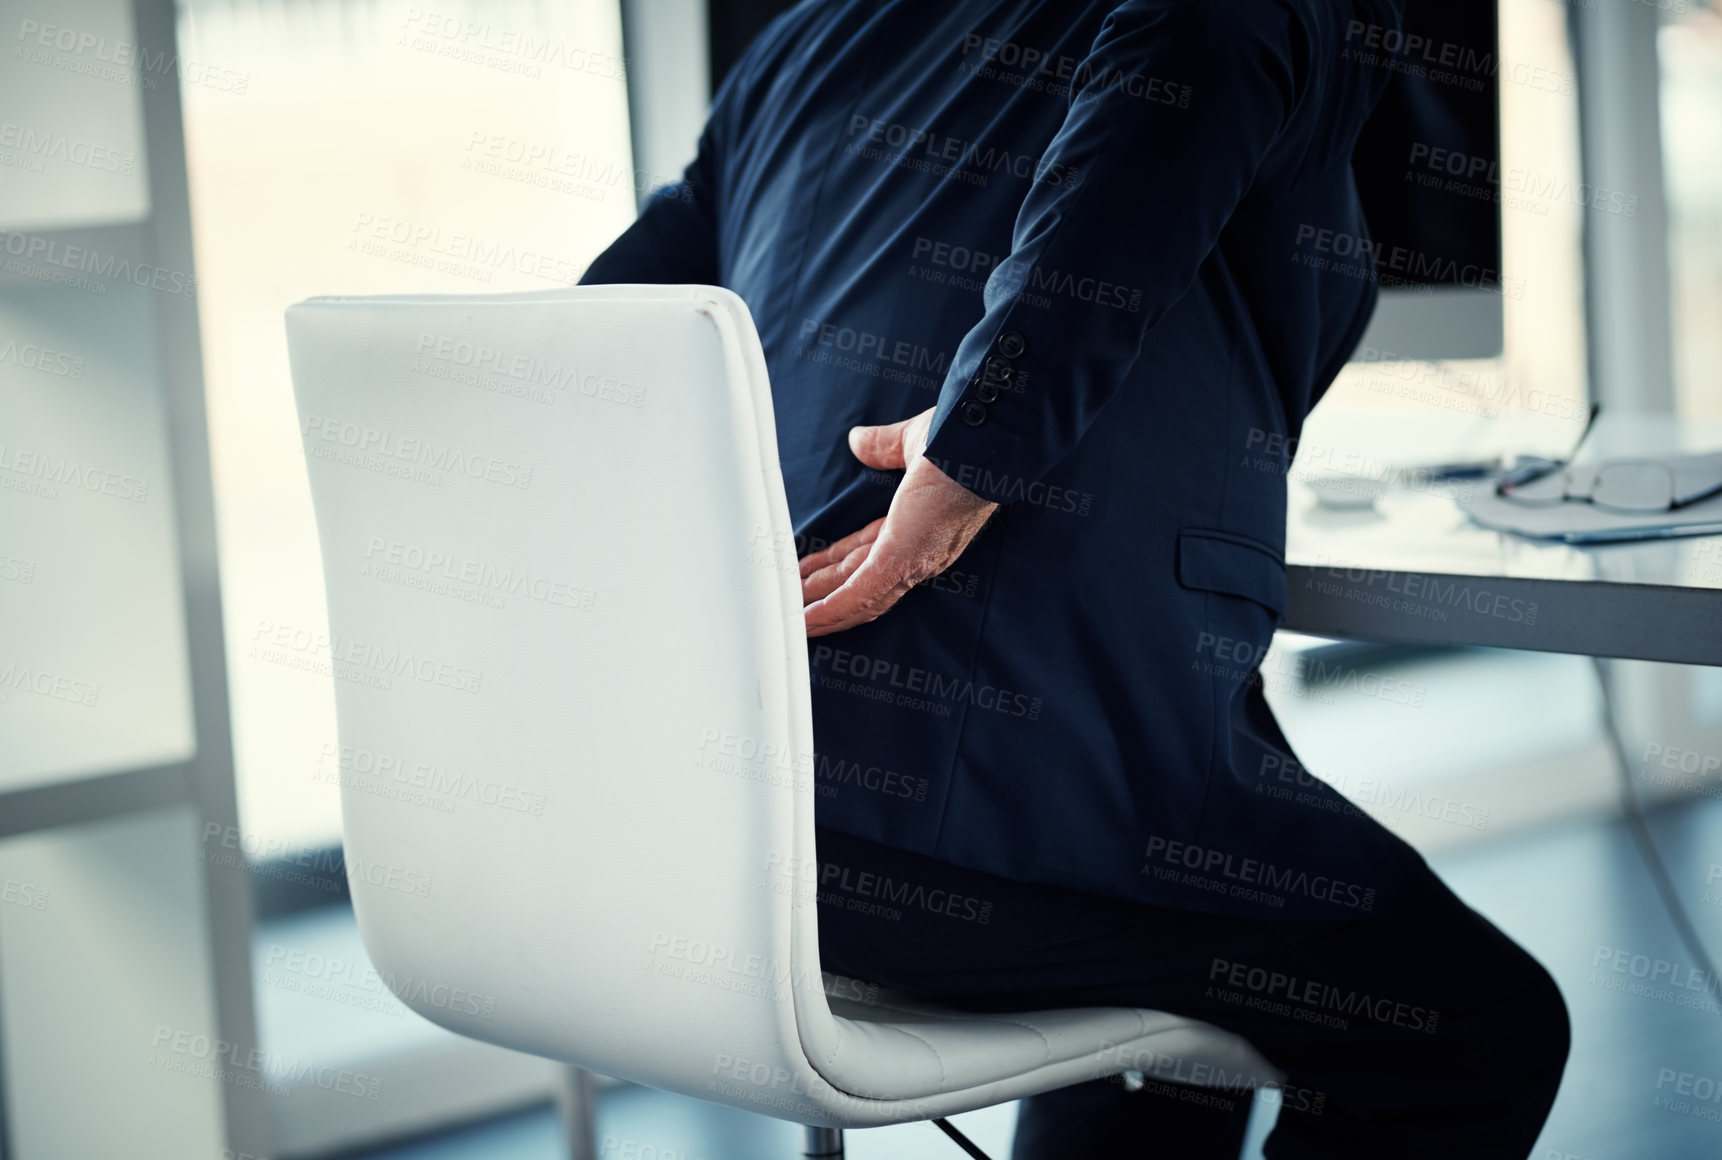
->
[286,285,827,1105]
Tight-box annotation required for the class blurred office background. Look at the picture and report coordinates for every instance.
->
[1,0,1720,1156]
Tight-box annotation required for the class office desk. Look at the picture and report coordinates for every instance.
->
[1279,409,1722,667]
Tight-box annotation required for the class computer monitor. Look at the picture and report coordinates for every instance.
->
[1350,0,1505,361]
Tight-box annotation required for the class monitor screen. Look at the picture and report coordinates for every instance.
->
[1350,0,1506,359]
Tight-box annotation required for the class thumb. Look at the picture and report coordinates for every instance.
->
[847,417,914,471]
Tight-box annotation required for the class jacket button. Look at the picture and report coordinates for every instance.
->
[998,331,1026,359]
[961,400,989,426]
[985,356,1013,380]
[975,381,1000,403]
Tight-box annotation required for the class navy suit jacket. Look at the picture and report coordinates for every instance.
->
[583,0,1431,920]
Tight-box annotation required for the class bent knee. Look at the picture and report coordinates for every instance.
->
[1526,961,1572,1073]
[1493,953,1571,1093]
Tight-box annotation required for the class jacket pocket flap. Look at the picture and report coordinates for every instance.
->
[1177,529,1286,618]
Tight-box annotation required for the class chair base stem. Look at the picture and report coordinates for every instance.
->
[803,1125,844,1158]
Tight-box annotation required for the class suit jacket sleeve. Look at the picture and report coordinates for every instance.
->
[920,0,1309,504]
[577,113,723,286]
[578,164,720,286]
[580,15,784,289]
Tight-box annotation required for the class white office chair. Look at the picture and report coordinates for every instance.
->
[284,284,1279,1157]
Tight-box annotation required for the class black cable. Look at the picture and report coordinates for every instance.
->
[932,1117,996,1160]
[1591,656,1722,1017]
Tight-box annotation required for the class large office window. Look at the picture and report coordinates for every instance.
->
[177,0,635,851]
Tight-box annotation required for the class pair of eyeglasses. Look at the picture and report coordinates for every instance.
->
[1495,404,1722,514]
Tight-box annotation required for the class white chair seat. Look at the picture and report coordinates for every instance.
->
[818,978,1275,1106]
[286,284,1278,1131]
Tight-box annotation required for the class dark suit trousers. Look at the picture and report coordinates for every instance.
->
[813,825,1570,1160]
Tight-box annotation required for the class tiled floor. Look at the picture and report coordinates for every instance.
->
[297,788,1722,1160]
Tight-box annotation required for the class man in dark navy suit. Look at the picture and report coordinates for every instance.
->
[583,1,1570,1154]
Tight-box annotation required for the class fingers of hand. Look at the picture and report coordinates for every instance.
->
[804,519,953,636]
[800,540,874,604]
[804,555,916,637]
[798,517,885,580]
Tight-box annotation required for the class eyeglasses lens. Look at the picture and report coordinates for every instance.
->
[1592,464,1675,512]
